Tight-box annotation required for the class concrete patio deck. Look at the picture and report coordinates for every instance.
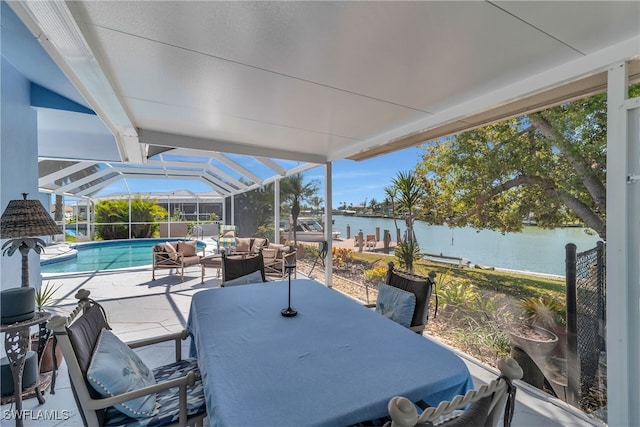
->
[1,266,603,426]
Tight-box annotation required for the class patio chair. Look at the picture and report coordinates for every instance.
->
[221,250,267,286]
[152,240,202,282]
[262,243,297,279]
[386,358,523,427]
[46,289,206,427]
[365,234,377,249]
[368,262,437,333]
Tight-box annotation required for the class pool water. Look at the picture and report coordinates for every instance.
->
[41,239,205,274]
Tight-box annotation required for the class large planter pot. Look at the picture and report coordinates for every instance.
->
[508,323,559,391]
[507,323,558,358]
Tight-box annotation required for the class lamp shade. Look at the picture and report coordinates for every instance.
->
[0,194,61,238]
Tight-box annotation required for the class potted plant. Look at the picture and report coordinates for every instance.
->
[520,294,567,358]
[31,282,64,373]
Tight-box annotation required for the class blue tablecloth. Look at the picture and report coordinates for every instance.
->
[187,279,473,427]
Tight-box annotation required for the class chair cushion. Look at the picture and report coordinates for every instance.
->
[104,358,206,427]
[87,329,157,419]
[177,241,197,257]
[252,238,268,253]
[221,229,235,238]
[387,270,433,328]
[182,255,201,267]
[153,244,170,262]
[223,270,264,287]
[164,242,178,261]
[235,237,251,252]
[376,283,416,328]
[67,304,111,374]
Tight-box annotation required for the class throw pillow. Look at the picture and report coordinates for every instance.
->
[222,229,235,238]
[87,329,157,419]
[164,241,178,260]
[375,283,416,328]
[177,240,197,257]
[223,270,264,287]
[235,237,251,253]
[252,238,267,253]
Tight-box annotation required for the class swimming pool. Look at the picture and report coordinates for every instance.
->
[41,239,206,274]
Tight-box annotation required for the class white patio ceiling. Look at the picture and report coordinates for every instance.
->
[8,1,640,198]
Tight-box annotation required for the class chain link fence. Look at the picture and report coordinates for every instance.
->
[566,241,606,417]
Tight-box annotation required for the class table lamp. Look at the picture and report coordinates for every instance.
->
[1,193,62,287]
[281,263,297,317]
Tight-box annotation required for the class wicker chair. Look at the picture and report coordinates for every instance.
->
[221,251,267,286]
[47,290,206,427]
[368,262,437,333]
[386,358,523,427]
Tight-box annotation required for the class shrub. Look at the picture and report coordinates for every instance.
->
[364,265,387,283]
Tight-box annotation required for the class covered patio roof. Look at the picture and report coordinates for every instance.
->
[5,1,639,198]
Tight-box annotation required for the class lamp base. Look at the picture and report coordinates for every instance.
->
[281,307,297,317]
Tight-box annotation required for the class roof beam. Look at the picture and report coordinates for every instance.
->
[138,129,327,164]
[76,174,123,197]
[38,161,97,187]
[146,159,247,191]
[211,153,263,185]
[55,166,115,194]
[256,157,287,176]
[10,1,143,163]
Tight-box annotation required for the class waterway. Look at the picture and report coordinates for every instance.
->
[332,216,601,276]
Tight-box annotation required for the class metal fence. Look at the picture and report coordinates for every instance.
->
[566,241,606,414]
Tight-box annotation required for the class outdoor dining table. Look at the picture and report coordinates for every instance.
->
[187,279,473,427]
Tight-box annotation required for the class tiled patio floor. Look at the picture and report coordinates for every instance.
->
[1,266,604,426]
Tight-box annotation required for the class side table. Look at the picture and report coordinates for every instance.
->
[1,311,51,427]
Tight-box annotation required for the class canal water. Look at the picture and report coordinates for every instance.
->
[332,216,601,276]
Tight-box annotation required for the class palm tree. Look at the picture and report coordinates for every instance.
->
[280,174,319,246]
[384,185,400,242]
[391,171,422,243]
[390,171,423,272]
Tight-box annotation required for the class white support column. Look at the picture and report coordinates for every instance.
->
[230,195,235,226]
[324,163,333,288]
[274,180,281,244]
[128,195,132,239]
[222,196,227,224]
[606,61,640,426]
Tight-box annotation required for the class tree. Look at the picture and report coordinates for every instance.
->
[95,197,166,239]
[234,182,274,238]
[390,171,423,243]
[414,87,640,240]
[280,174,319,246]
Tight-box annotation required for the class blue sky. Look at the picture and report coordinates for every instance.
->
[94,146,423,208]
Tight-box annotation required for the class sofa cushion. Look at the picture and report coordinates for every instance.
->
[177,240,197,257]
[182,256,201,267]
[235,237,251,253]
[164,242,178,260]
[252,238,268,253]
[375,283,416,328]
[87,329,157,419]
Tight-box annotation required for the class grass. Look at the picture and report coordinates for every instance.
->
[326,250,566,367]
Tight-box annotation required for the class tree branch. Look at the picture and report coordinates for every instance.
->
[450,174,606,239]
[528,114,607,214]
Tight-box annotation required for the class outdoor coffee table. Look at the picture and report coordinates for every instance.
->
[200,254,222,283]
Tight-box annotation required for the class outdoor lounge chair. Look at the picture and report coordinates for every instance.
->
[368,262,437,333]
[386,358,523,427]
[262,243,297,279]
[152,241,202,282]
[365,234,377,249]
[221,251,267,286]
[47,289,206,427]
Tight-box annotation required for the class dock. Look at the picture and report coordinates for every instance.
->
[329,238,397,253]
